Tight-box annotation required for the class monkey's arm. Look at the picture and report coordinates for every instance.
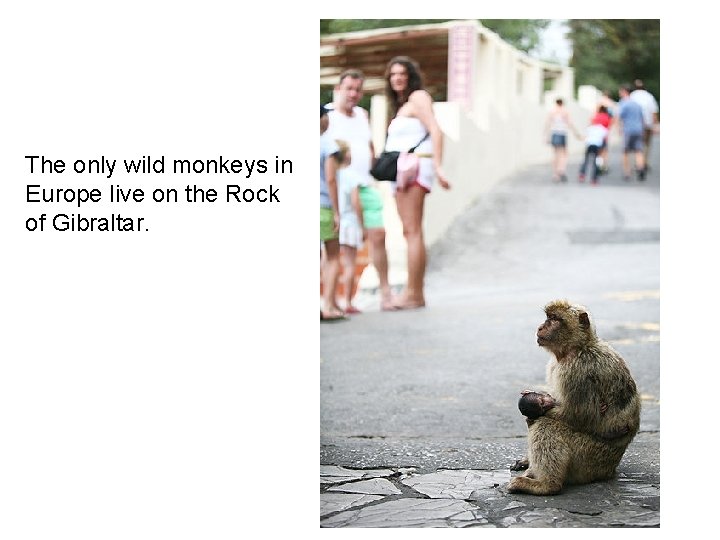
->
[597,424,630,441]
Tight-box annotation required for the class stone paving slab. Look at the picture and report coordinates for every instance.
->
[401,469,511,499]
[328,477,402,496]
[321,498,492,528]
[320,493,385,517]
[320,464,395,484]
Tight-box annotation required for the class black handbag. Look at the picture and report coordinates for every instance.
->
[370,132,429,181]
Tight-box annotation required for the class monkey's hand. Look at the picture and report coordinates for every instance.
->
[510,457,529,471]
[600,402,608,415]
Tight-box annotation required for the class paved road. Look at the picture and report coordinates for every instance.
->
[321,138,660,527]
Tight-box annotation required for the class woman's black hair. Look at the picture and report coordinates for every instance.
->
[384,56,424,123]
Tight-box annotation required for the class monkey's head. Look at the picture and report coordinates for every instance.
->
[536,299,598,356]
[518,392,555,419]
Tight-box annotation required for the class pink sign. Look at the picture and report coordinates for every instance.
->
[448,24,476,110]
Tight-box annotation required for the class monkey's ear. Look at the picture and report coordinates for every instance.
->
[579,311,591,329]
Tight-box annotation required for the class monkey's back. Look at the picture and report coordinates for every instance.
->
[546,339,641,443]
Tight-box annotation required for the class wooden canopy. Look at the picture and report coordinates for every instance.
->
[320,23,454,99]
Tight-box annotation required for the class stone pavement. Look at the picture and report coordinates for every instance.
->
[321,138,660,528]
[320,463,658,527]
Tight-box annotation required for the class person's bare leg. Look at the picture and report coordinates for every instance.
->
[367,227,394,309]
[394,185,426,308]
[622,151,631,179]
[322,239,343,317]
[558,147,568,180]
[643,129,653,164]
[636,150,645,172]
[340,244,357,311]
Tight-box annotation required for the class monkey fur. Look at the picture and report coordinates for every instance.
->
[508,300,641,495]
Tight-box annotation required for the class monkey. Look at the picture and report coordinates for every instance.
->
[507,300,641,495]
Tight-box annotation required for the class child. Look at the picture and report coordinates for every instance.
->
[579,119,609,185]
[592,105,612,175]
[320,106,345,321]
[335,139,367,315]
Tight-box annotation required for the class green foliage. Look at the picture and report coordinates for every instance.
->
[568,20,660,103]
[481,19,550,53]
[321,19,549,53]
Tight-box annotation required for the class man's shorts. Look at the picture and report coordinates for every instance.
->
[624,133,644,152]
[358,185,384,229]
[550,133,567,148]
[320,207,338,241]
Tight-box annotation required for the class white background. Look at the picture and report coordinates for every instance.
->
[0,3,716,537]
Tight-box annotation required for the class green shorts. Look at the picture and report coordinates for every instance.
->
[320,207,338,241]
[359,185,384,229]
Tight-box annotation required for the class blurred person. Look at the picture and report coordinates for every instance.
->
[598,90,618,116]
[591,104,612,175]
[326,70,397,311]
[319,105,345,321]
[544,98,580,182]
[383,56,450,310]
[617,84,646,181]
[334,140,367,315]
[578,116,609,185]
[630,79,659,165]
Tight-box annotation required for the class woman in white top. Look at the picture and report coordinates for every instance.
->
[383,56,450,309]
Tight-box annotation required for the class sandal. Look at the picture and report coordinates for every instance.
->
[321,309,348,322]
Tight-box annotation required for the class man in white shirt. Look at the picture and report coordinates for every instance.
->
[326,70,397,311]
[630,79,659,165]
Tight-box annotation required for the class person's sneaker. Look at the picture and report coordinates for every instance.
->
[579,174,586,182]
[623,174,631,182]
[560,174,568,182]
[637,167,647,181]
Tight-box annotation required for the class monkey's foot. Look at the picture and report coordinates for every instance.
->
[510,458,529,471]
[507,476,562,495]
[507,477,522,493]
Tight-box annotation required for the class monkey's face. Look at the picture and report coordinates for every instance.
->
[537,301,595,355]
[536,314,563,348]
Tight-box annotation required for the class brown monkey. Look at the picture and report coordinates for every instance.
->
[507,300,641,495]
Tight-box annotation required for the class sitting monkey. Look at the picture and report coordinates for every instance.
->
[508,300,641,495]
